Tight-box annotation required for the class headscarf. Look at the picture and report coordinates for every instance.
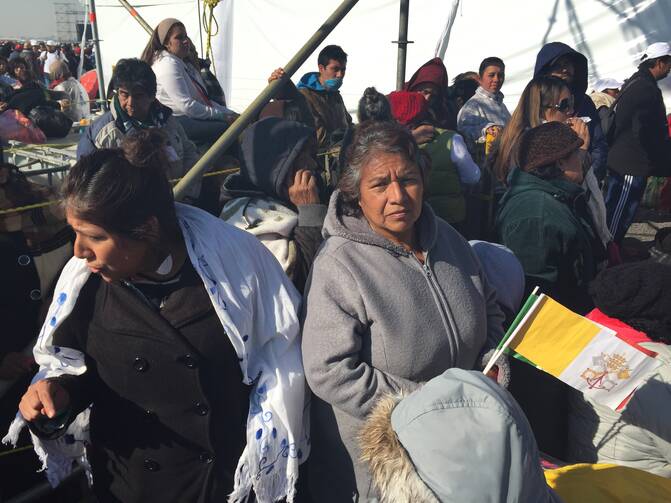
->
[140,18,184,65]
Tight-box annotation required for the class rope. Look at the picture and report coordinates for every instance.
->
[202,0,221,75]
[0,167,240,216]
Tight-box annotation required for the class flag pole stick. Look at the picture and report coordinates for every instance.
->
[483,290,544,375]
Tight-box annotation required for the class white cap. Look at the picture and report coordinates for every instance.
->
[640,42,671,62]
[29,39,37,46]
[593,78,623,92]
[46,40,58,47]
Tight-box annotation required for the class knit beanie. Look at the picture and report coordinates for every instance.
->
[517,122,583,173]
[589,262,671,344]
[156,18,182,45]
[387,90,429,126]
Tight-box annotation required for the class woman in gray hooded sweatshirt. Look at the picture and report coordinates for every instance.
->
[301,120,506,502]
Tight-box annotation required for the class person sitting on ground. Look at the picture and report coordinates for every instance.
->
[388,90,480,230]
[77,58,200,202]
[300,120,506,502]
[48,61,90,122]
[404,57,457,130]
[568,261,671,478]
[534,42,608,182]
[296,44,352,150]
[141,18,237,144]
[491,76,613,255]
[9,57,39,89]
[589,78,623,135]
[496,121,604,460]
[457,57,511,158]
[220,117,325,293]
[7,131,308,503]
[360,368,562,502]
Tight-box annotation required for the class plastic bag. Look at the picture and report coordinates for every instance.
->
[0,109,46,144]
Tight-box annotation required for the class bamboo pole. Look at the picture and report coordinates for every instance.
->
[117,0,153,35]
[173,0,360,199]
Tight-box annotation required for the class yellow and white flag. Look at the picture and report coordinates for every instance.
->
[507,295,662,410]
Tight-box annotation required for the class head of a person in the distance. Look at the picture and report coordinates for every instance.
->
[141,18,190,64]
[317,44,347,91]
[112,58,157,122]
[338,120,430,249]
[638,42,671,82]
[478,56,505,94]
[63,130,181,283]
[517,121,585,185]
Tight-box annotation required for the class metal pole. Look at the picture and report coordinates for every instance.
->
[88,0,108,110]
[173,0,360,199]
[394,0,411,90]
[117,0,153,35]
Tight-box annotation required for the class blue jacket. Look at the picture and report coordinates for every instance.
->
[534,42,609,180]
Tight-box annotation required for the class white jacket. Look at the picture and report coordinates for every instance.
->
[152,51,233,120]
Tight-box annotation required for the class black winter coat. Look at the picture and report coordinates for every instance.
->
[608,69,671,177]
[46,260,250,503]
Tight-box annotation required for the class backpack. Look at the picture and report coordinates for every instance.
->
[603,76,643,144]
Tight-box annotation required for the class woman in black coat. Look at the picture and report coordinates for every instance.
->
[13,131,307,503]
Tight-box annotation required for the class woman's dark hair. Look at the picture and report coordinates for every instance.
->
[62,129,179,243]
[338,120,430,217]
[112,58,157,96]
[478,57,505,76]
[357,87,392,123]
[10,57,31,80]
[140,21,184,65]
[0,162,48,207]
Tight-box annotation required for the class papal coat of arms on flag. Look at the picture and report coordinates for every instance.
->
[484,292,662,411]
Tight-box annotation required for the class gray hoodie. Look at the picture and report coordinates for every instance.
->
[360,368,562,502]
[301,191,504,502]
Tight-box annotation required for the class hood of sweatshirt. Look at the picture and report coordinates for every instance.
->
[534,42,589,100]
[221,117,315,205]
[359,368,562,502]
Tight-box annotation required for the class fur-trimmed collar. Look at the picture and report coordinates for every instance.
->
[359,392,439,503]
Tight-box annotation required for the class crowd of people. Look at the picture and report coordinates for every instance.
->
[1,15,671,503]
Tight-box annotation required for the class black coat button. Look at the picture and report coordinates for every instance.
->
[179,354,198,369]
[133,357,149,372]
[194,402,209,416]
[143,458,160,472]
[199,452,214,464]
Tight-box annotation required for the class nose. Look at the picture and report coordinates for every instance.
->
[73,236,93,260]
[387,180,408,204]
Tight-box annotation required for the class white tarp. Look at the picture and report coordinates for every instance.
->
[92,0,671,114]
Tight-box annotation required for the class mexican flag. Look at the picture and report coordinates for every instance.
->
[487,292,662,411]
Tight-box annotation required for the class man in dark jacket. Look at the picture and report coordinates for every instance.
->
[296,45,352,150]
[604,42,671,243]
[534,42,609,182]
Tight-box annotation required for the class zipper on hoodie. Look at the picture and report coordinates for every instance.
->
[414,254,459,358]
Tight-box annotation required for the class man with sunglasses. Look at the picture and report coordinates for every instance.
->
[534,42,609,183]
[604,42,671,244]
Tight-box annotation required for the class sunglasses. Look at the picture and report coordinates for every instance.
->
[546,96,574,113]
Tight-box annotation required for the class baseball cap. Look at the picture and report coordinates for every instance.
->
[640,42,671,62]
[593,77,624,92]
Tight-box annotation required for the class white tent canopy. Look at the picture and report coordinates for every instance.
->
[92,0,671,114]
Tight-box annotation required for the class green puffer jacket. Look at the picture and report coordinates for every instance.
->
[421,129,465,224]
[496,169,601,314]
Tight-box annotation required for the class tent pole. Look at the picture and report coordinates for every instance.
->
[88,0,108,111]
[173,0,360,200]
[117,0,153,35]
[394,0,411,90]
